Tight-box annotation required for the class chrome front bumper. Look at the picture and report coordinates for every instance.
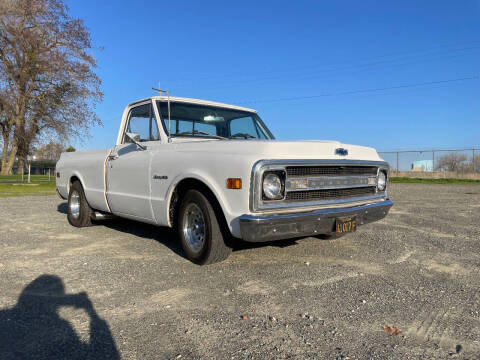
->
[239,199,393,242]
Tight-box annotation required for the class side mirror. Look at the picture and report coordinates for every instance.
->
[126,132,141,143]
[125,132,146,150]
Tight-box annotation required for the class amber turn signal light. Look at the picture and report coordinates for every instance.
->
[226,178,242,189]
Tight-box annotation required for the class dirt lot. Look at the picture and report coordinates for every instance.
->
[0,184,479,359]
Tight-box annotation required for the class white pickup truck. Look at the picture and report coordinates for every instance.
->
[56,96,392,264]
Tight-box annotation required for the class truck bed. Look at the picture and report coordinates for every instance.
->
[56,149,111,212]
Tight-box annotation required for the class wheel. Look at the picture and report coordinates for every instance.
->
[67,181,93,227]
[177,189,232,265]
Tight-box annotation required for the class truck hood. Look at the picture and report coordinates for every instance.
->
[172,139,383,162]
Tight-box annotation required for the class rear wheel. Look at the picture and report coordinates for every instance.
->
[178,189,232,265]
[67,181,93,227]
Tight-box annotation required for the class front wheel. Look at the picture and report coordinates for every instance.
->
[177,190,232,265]
[67,181,93,227]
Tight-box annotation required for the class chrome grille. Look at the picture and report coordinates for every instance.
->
[286,166,378,177]
[285,186,377,202]
[251,160,389,211]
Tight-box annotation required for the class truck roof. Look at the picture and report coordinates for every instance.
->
[128,96,257,113]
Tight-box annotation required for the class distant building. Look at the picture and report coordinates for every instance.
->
[411,159,433,172]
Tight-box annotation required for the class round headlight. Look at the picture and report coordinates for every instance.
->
[263,173,283,199]
[377,171,387,191]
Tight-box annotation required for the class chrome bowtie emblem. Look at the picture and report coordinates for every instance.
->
[335,148,348,156]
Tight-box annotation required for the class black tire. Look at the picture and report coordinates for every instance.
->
[177,189,232,265]
[67,181,93,227]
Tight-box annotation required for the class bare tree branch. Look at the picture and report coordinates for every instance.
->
[0,0,102,174]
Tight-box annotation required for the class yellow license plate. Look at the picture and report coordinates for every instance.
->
[336,217,357,234]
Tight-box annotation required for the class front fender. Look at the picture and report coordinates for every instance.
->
[164,172,233,228]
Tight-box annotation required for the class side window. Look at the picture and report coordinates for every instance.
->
[125,103,159,143]
[229,117,260,138]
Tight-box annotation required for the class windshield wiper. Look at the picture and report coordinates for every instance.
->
[173,130,228,140]
[230,133,256,139]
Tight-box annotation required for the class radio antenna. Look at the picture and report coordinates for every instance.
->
[152,85,172,142]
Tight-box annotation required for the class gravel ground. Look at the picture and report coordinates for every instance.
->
[0,183,479,359]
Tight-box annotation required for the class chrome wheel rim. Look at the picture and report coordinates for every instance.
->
[182,203,206,252]
[70,190,81,219]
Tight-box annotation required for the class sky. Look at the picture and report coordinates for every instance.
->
[67,0,480,158]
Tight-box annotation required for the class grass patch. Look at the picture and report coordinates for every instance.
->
[0,176,56,197]
[390,177,480,184]
[0,174,52,182]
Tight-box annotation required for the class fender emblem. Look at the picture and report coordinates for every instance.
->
[335,148,348,156]
[153,175,168,180]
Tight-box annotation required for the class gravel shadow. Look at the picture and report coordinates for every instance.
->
[0,275,119,359]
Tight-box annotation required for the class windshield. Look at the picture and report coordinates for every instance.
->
[156,101,274,140]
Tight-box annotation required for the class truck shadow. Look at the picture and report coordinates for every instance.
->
[57,203,185,258]
[0,274,119,360]
[57,202,298,258]
[231,238,299,251]
[57,202,68,214]
[100,218,298,257]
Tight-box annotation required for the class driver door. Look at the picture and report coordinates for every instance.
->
[106,102,160,221]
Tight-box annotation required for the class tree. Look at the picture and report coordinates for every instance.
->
[435,153,468,172]
[65,146,75,152]
[0,0,102,175]
[0,88,15,171]
[35,141,63,161]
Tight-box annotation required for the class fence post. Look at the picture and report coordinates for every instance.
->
[48,169,51,181]
[28,163,31,183]
[432,150,435,172]
[21,167,24,182]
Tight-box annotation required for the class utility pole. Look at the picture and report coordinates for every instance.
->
[396,152,399,174]
[473,149,476,173]
[432,150,435,172]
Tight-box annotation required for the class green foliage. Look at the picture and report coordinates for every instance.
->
[390,177,480,184]
[65,146,76,152]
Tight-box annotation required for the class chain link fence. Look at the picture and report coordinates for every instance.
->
[378,148,480,179]
[10,161,56,176]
